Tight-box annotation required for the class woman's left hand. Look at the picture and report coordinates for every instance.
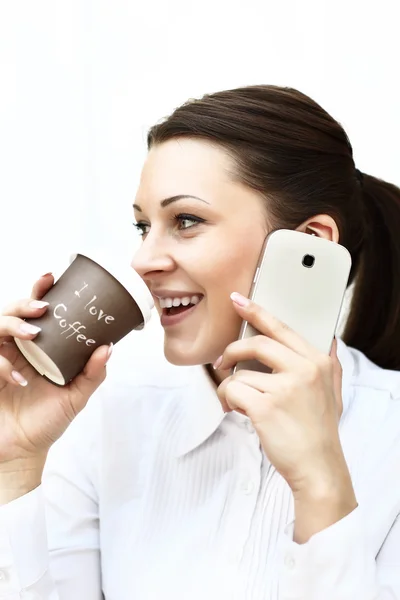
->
[216,292,352,499]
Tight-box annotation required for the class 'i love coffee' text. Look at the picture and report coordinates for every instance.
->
[53,282,115,346]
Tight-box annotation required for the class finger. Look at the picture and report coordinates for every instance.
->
[218,369,285,410]
[66,344,111,414]
[216,334,306,373]
[230,292,319,359]
[218,369,270,411]
[230,368,277,392]
[0,354,29,387]
[0,315,42,343]
[2,297,50,318]
[31,273,54,301]
[223,379,264,416]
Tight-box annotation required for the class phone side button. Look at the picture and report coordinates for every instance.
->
[253,267,260,284]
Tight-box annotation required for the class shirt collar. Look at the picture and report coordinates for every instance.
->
[170,337,355,458]
[169,365,226,458]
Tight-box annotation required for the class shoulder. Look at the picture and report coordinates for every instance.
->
[338,339,400,457]
[338,342,400,522]
[45,338,195,494]
[83,345,196,442]
[340,341,400,477]
[49,333,195,458]
[346,343,400,402]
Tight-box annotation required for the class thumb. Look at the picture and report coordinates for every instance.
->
[67,344,111,414]
[330,337,343,417]
[216,376,230,413]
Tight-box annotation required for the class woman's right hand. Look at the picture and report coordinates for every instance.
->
[0,273,110,466]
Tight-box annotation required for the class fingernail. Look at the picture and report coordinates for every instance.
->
[41,272,54,278]
[11,370,28,386]
[213,355,223,370]
[19,323,42,335]
[29,300,49,309]
[230,292,250,307]
[105,343,113,365]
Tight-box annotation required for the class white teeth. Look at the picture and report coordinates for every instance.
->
[159,295,202,309]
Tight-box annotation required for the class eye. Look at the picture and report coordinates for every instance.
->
[174,213,205,231]
[133,213,205,238]
[133,221,150,237]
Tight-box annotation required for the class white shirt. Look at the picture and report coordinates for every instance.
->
[1,338,400,600]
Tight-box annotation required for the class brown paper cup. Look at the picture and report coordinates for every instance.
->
[14,253,153,385]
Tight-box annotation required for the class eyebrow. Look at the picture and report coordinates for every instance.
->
[133,194,210,212]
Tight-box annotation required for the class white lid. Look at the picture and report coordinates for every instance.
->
[69,250,154,325]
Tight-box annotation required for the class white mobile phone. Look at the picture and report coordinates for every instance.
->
[234,229,352,373]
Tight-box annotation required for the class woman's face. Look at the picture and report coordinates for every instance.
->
[132,138,269,366]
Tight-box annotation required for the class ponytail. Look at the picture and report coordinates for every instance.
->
[343,173,400,370]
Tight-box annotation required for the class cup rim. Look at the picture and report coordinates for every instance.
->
[69,251,154,325]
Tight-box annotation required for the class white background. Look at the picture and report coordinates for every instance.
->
[0,0,399,353]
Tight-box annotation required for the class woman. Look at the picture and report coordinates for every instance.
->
[0,85,400,600]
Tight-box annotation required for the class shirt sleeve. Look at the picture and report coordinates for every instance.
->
[0,396,103,600]
[277,506,400,600]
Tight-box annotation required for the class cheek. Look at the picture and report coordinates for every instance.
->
[206,239,260,295]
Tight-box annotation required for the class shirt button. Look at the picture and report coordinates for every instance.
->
[284,554,296,570]
[240,480,255,495]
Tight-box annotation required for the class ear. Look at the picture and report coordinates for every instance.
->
[295,214,339,243]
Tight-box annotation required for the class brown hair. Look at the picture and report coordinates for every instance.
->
[148,85,400,370]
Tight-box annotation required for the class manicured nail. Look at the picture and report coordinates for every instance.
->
[19,323,42,335]
[213,355,223,370]
[230,292,250,307]
[105,343,113,365]
[11,370,28,386]
[29,300,49,309]
[41,272,54,278]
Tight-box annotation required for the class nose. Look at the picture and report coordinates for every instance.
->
[131,234,175,280]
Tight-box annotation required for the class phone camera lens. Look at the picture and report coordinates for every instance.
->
[302,254,315,268]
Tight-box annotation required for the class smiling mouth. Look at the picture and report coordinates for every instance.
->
[157,293,204,315]
[159,295,204,328]
[163,298,203,316]
[164,304,194,316]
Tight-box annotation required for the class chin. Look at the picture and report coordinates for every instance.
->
[164,336,237,367]
[163,346,208,367]
[163,339,220,368]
